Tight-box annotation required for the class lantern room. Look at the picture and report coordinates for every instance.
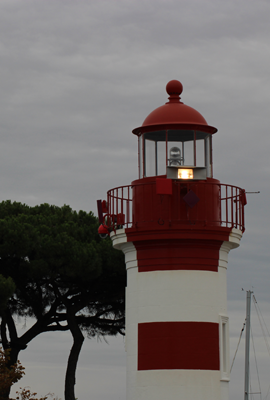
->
[98,79,246,235]
[132,80,217,180]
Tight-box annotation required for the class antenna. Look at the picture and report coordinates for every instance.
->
[244,290,253,400]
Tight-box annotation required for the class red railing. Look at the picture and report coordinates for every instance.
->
[107,181,245,232]
[107,185,133,227]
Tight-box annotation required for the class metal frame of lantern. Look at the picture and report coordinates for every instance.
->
[136,128,214,180]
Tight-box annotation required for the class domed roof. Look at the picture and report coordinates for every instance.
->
[132,80,217,135]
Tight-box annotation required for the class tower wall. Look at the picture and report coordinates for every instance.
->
[111,228,242,400]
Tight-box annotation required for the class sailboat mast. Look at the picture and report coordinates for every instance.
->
[244,290,252,400]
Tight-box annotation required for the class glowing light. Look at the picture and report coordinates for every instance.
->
[178,169,194,179]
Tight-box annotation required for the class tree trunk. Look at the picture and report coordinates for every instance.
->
[64,311,85,400]
[0,312,22,399]
[0,309,43,399]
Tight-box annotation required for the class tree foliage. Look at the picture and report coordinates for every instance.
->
[0,347,25,400]
[13,387,59,400]
[0,275,15,313]
[0,347,60,400]
[0,201,126,400]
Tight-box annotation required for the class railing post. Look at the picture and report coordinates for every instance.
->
[218,184,221,226]
[127,186,130,227]
[235,188,238,229]
[231,186,233,228]
[112,189,115,225]
[121,187,123,225]
[242,190,245,231]
[225,185,228,227]
[107,192,110,228]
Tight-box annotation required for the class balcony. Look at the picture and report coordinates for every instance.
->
[106,179,246,233]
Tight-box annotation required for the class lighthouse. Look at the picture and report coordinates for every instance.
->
[98,80,246,400]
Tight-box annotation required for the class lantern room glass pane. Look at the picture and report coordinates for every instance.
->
[157,141,166,175]
[144,137,155,177]
[182,140,193,166]
[196,139,205,167]
[143,131,166,177]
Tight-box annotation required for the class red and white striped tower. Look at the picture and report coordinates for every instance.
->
[99,80,246,400]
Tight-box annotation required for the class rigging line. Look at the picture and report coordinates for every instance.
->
[250,379,254,400]
[253,295,270,339]
[252,297,270,400]
[253,295,269,338]
[230,318,246,373]
[253,298,269,349]
[250,374,259,400]
[253,298,270,357]
[251,323,262,400]
[264,381,270,400]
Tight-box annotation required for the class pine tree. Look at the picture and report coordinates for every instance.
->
[0,201,125,400]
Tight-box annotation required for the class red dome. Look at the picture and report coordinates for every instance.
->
[142,103,208,126]
[133,80,217,135]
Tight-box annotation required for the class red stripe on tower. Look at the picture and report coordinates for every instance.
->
[134,239,222,272]
[138,322,220,371]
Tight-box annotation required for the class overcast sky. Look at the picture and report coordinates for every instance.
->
[1,0,270,399]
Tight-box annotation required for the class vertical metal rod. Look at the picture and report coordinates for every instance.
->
[193,131,197,166]
[204,136,207,167]
[138,137,140,179]
[225,185,228,227]
[218,184,221,226]
[166,130,168,167]
[231,186,233,227]
[127,186,130,226]
[242,190,245,231]
[121,187,123,224]
[182,141,184,165]
[155,141,158,176]
[107,192,109,216]
[113,188,119,222]
[235,188,238,229]
[210,135,213,177]
[205,135,210,177]
[112,190,114,227]
[142,133,146,178]
[244,290,252,400]
[238,189,241,229]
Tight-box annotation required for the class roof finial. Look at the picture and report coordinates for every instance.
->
[166,80,183,103]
